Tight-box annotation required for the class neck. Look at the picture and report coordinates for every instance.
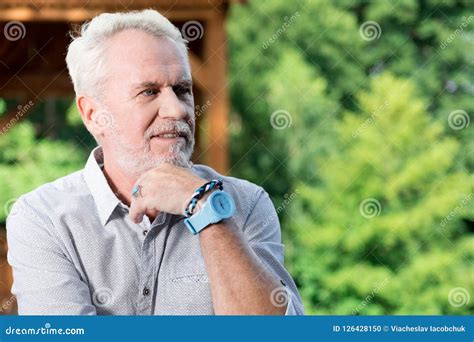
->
[102,156,136,209]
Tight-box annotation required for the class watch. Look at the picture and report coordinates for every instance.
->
[184,190,235,235]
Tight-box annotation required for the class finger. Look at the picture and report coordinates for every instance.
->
[129,192,146,223]
[146,209,159,220]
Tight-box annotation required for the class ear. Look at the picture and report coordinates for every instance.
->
[76,95,105,139]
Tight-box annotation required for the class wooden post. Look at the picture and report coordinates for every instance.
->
[201,11,230,174]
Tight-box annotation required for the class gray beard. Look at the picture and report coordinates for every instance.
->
[111,137,195,178]
[96,107,195,178]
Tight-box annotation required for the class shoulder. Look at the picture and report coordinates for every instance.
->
[7,169,92,229]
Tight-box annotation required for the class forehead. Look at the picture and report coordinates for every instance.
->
[103,29,190,85]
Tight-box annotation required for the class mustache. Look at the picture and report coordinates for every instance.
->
[146,120,193,141]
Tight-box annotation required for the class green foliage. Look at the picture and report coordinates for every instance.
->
[0,117,87,223]
[0,0,471,316]
[288,74,473,314]
[228,0,473,314]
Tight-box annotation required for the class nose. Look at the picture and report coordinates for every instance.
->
[158,87,188,121]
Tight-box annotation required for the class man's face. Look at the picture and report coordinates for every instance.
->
[97,29,195,177]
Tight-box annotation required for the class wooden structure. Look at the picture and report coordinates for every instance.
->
[0,0,237,314]
[0,0,233,172]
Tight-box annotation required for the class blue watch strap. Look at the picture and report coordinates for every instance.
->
[184,191,235,235]
[184,207,213,234]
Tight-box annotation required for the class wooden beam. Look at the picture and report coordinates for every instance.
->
[0,8,216,22]
[0,0,228,22]
[201,12,230,174]
[188,52,208,92]
[0,71,73,98]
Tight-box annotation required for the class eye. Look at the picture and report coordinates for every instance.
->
[140,89,158,97]
[173,85,192,97]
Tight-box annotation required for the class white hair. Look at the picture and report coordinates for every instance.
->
[65,9,188,98]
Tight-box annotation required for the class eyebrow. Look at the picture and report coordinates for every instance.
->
[132,78,193,91]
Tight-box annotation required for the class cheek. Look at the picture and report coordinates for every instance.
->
[106,110,149,145]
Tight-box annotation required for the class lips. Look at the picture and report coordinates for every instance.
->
[151,130,187,140]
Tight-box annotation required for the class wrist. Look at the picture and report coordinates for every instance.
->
[193,188,217,213]
[184,190,235,235]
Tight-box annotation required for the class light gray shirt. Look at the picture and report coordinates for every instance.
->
[7,147,304,315]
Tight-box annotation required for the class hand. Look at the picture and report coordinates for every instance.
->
[129,163,206,223]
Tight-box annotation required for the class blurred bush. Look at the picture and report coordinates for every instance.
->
[228,0,473,314]
[0,101,88,223]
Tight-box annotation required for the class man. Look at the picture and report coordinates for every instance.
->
[6,9,304,315]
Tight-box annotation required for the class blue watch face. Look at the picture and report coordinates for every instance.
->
[210,192,233,217]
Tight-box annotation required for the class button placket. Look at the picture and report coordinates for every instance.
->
[138,236,155,314]
[137,213,172,315]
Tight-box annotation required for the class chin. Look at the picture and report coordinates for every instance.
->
[162,153,191,168]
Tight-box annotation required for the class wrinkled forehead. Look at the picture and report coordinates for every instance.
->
[102,29,191,88]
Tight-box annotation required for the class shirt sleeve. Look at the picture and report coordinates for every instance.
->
[6,197,97,315]
[242,187,304,315]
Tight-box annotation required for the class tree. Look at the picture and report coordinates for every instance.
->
[0,103,87,223]
[287,73,473,314]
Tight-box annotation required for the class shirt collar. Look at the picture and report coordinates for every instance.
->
[83,146,121,226]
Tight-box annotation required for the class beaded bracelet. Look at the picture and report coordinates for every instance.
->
[184,180,223,217]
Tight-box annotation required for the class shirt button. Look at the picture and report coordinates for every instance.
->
[143,230,148,236]
[143,287,150,296]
